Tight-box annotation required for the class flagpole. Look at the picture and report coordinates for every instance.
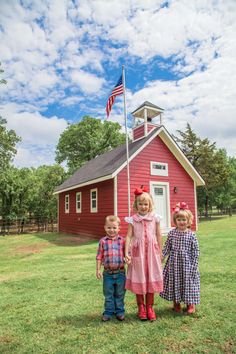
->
[122,65,131,217]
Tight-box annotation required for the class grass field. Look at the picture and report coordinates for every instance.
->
[0,216,235,354]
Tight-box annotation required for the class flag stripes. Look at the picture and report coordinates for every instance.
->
[106,75,123,118]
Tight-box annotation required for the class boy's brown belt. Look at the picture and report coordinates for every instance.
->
[103,267,125,274]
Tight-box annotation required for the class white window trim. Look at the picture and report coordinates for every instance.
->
[150,161,168,176]
[76,192,82,213]
[65,194,70,213]
[90,188,98,213]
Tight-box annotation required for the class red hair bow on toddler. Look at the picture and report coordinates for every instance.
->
[134,185,149,195]
[173,201,189,212]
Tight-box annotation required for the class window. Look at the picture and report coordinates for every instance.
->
[90,188,98,213]
[76,192,82,213]
[154,187,164,196]
[150,161,168,176]
[65,194,70,213]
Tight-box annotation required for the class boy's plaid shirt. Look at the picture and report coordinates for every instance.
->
[96,235,125,269]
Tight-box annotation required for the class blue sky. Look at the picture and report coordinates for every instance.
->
[0,0,236,168]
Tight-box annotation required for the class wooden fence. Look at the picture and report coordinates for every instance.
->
[0,218,57,235]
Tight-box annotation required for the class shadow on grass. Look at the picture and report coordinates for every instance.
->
[34,232,98,247]
[54,307,200,329]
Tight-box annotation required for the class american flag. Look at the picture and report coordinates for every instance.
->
[106,75,123,118]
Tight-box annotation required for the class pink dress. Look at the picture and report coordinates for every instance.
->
[125,213,163,294]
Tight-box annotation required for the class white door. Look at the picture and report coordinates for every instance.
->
[151,183,169,229]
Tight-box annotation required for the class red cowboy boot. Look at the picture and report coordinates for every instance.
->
[146,293,156,321]
[173,302,182,313]
[187,304,195,314]
[136,294,147,320]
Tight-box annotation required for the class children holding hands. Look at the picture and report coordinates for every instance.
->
[96,215,126,322]
[124,186,163,321]
[160,202,200,314]
[96,197,200,323]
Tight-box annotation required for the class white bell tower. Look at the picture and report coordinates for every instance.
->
[131,101,164,141]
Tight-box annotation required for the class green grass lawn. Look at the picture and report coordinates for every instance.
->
[0,216,235,354]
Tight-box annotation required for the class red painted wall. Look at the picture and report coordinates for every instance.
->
[117,135,196,235]
[133,123,155,140]
[58,134,197,238]
[58,179,114,238]
[133,125,145,140]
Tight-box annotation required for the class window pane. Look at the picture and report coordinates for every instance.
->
[154,187,163,196]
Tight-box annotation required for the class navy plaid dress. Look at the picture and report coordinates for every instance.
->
[160,228,200,305]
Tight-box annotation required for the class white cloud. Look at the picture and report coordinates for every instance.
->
[13,145,57,168]
[2,103,67,145]
[1,103,68,167]
[70,70,105,94]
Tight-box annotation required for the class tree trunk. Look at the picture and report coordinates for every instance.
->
[205,195,209,217]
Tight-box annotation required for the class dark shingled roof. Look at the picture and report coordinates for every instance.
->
[55,127,161,193]
[131,101,164,114]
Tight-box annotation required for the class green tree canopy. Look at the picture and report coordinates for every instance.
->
[174,124,230,215]
[0,117,21,170]
[0,164,66,234]
[55,116,126,174]
[28,164,66,221]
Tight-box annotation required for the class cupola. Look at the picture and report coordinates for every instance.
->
[131,101,164,141]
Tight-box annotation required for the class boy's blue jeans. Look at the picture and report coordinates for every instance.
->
[103,270,126,317]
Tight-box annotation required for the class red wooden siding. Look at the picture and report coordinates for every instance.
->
[133,125,145,140]
[58,179,114,238]
[117,135,196,235]
[147,124,156,133]
[133,123,157,141]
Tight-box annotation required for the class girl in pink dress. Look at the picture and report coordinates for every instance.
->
[124,186,163,321]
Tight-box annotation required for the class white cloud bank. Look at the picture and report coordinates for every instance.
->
[0,0,235,168]
[1,103,68,167]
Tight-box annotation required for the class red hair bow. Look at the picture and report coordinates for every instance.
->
[173,201,189,213]
[134,185,149,196]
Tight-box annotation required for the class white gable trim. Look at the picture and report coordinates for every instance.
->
[112,129,162,177]
[158,128,205,186]
[112,126,204,186]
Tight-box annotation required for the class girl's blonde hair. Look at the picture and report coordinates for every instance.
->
[133,192,154,212]
[173,209,193,227]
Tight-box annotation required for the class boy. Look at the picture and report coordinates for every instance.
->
[96,215,126,322]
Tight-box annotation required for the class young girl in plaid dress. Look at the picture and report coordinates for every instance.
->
[125,186,163,321]
[160,202,200,314]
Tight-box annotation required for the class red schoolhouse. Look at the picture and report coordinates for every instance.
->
[54,102,205,238]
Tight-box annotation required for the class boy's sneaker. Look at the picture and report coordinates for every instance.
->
[116,314,125,321]
[102,315,110,322]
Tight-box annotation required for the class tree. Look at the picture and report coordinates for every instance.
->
[215,157,236,214]
[0,166,31,234]
[0,165,66,234]
[0,117,21,170]
[28,165,66,230]
[55,116,126,174]
[0,62,20,170]
[174,124,230,216]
